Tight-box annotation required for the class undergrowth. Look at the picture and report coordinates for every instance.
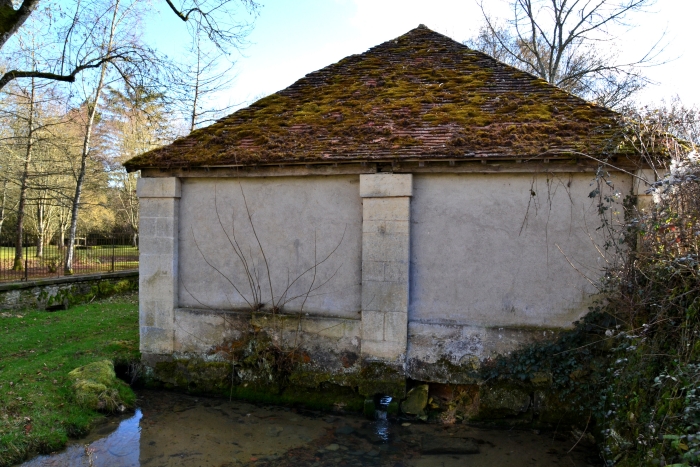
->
[0,292,139,467]
[484,149,700,466]
[597,153,700,467]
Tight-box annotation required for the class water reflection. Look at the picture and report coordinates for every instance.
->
[20,390,600,467]
[371,419,391,444]
[23,409,141,467]
[372,395,392,443]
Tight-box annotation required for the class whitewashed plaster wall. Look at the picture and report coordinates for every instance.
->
[177,176,363,319]
[141,170,635,384]
[409,172,632,328]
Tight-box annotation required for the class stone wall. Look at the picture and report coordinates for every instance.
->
[137,170,632,394]
[0,271,138,311]
[405,172,633,382]
[360,174,412,368]
[138,177,180,355]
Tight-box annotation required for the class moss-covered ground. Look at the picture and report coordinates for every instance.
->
[0,293,139,467]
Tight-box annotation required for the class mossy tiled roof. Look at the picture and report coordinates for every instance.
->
[124,25,625,171]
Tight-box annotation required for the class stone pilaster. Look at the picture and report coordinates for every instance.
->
[360,174,412,367]
[137,177,180,355]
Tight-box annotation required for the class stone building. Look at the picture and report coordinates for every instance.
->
[124,26,649,400]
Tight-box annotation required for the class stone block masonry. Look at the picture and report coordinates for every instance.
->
[137,177,180,355]
[360,174,412,364]
[0,271,138,310]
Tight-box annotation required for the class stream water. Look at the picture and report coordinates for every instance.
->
[21,390,600,466]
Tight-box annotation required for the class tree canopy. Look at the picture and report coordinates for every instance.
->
[0,0,259,90]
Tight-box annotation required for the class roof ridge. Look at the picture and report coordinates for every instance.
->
[397,24,612,113]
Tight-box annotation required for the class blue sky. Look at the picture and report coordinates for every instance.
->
[146,0,700,111]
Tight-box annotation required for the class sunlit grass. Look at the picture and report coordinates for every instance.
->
[0,293,139,466]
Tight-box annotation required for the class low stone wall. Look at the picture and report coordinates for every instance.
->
[0,271,138,310]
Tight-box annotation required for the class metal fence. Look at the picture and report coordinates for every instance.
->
[0,232,139,283]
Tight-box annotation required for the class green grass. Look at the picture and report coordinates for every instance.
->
[0,293,139,466]
[0,246,139,260]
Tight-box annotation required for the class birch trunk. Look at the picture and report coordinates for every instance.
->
[0,178,7,238]
[36,201,44,257]
[64,1,120,274]
[189,38,202,132]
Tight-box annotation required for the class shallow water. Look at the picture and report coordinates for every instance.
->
[22,390,600,466]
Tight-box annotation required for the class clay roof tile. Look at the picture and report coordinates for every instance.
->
[124,25,626,171]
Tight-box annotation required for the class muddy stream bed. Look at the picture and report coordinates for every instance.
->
[21,390,600,466]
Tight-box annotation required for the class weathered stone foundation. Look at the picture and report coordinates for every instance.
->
[140,305,573,426]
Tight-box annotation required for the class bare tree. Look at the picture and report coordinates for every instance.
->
[12,76,35,270]
[1,0,152,90]
[27,137,75,257]
[178,28,239,132]
[102,85,172,243]
[1,75,66,269]
[619,101,699,179]
[466,0,663,108]
[63,0,121,274]
[0,178,8,238]
[0,0,259,90]
[113,168,139,245]
[164,0,259,54]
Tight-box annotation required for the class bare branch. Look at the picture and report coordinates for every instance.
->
[469,0,660,108]
[164,0,200,21]
[0,52,132,91]
[238,181,275,308]
[0,0,40,51]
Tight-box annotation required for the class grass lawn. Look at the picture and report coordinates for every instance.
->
[0,293,139,466]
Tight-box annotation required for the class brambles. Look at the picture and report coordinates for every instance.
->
[481,108,700,465]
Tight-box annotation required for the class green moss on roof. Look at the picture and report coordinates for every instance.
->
[124,25,626,171]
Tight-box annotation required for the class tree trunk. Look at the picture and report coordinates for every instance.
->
[0,178,7,239]
[64,1,119,274]
[0,0,40,51]
[64,135,90,274]
[36,201,44,257]
[189,40,201,132]
[13,76,35,271]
